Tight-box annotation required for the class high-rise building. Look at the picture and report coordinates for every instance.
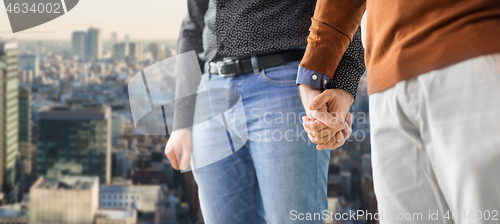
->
[36,105,112,184]
[36,41,44,54]
[112,43,129,60]
[18,88,32,202]
[30,176,99,224]
[72,31,86,59]
[18,54,38,78]
[111,32,117,43]
[18,87,31,174]
[0,59,4,199]
[111,113,125,144]
[148,43,166,61]
[87,28,102,60]
[0,42,19,195]
[128,42,142,60]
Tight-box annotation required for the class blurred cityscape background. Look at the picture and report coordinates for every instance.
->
[0,22,374,224]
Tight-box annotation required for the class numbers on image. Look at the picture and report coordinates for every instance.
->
[6,2,62,14]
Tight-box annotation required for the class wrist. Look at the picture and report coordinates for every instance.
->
[333,88,354,104]
[299,84,321,110]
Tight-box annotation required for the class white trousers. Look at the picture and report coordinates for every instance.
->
[369,53,500,224]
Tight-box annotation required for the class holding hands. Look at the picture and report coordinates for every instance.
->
[299,85,354,150]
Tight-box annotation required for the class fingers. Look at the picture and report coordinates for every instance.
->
[164,143,179,170]
[312,113,354,150]
[346,112,353,127]
[304,123,336,139]
[326,135,344,149]
[333,130,346,149]
[302,116,310,123]
[308,133,332,144]
[179,141,192,170]
[310,108,346,131]
[303,118,327,132]
[318,131,345,150]
[344,113,353,138]
[317,134,337,150]
[164,140,192,171]
[308,91,334,110]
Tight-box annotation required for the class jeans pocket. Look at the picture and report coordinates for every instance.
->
[260,63,298,86]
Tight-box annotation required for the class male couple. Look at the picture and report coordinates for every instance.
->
[165,0,500,223]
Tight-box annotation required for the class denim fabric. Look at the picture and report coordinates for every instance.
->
[192,61,330,224]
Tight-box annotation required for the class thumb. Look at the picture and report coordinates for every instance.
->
[309,91,334,110]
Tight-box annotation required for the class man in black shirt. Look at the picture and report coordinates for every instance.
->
[164,0,365,223]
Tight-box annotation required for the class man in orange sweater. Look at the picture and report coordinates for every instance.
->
[298,0,500,223]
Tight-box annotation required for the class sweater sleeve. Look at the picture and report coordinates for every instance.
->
[299,0,366,79]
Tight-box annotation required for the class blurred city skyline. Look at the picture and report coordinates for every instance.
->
[0,0,187,40]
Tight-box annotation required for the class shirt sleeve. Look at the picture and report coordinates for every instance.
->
[299,0,366,79]
[330,26,365,98]
[173,0,209,131]
[297,27,365,98]
[296,67,332,91]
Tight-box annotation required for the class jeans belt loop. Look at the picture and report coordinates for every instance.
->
[251,55,260,75]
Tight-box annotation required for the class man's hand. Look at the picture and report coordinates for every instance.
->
[308,88,354,123]
[299,85,355,150]
[303,113,353,150]
[164,129,192,170]
[299,85,346,133]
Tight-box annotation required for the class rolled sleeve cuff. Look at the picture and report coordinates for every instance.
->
[296,66,332,91]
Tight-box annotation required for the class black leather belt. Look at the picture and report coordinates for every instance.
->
[208,49,305,76]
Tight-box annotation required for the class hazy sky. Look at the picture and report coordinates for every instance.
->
[0,0,187,40]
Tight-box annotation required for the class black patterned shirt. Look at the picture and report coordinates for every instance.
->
[178,0,365,97]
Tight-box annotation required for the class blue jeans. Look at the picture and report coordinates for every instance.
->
[192,61,330,224]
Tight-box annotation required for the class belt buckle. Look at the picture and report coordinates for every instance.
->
[217,60,236,77]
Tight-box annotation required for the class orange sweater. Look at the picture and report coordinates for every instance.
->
[299,0,500,95]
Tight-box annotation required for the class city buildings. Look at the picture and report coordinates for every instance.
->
[112,113,125,144]
[17,87,33,200]
[18,54,39,81]
[0,203,29,223]
[73,28,104,60]
[87,28,103,60]
[18,87,31,170]
[111,32,118,44]
[148,43,166,62]
[111,148,134,180]
[0,52,4,204]
[95,207,137,224]
[29,176,99,224]
[0,37,245,223]
[113,42,143,61]
[326,198,342,224]
[0,42,19,201]
[99,185,160,214]
[36,105,112,184]
[128,43,142,61]
[113,43,129,60]
[72,31,87,60]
